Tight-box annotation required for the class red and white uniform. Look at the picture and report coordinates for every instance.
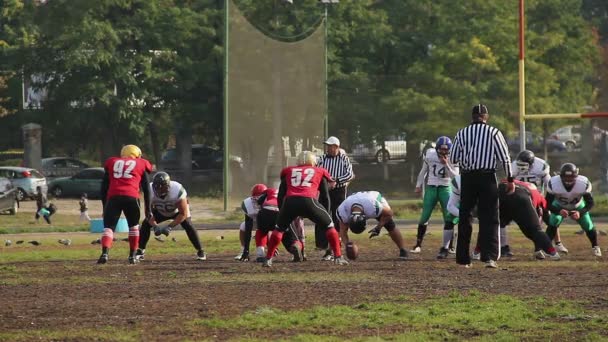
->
[280,165,332,198]
[104,157,153,199]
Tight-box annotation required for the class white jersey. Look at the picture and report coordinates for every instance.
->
[512,157,550,191]
[241,196,259,219]
[447,175,461,217]
[546,175,592,210]
[150,181,188,217]
[336,191,389,224]
[416,149,459,187]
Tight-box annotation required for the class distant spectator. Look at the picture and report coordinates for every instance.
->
[35,186,56,224]
[79,193,90,222]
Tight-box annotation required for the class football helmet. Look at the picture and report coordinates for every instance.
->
[120,144,142,158]
[349,210,367,234]
[516,150,535,172]
[152,172,171,198]
[560,163,578,187]
[435,136,452,156]
[251,184,267,198]
[297,151,317,166]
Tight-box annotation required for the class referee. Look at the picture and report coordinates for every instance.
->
[449,104,514,268]
[316,136,355,258]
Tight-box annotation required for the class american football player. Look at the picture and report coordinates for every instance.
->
[234,184,266,260]
[545,163,602,257]
[337,191,408,259]
[135,172,206,261]
[98,144,152,265]
[413,136,459,258]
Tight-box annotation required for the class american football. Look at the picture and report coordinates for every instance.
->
[346,242,359,260]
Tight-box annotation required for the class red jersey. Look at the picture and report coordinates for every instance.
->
[104,157,152,199]
[514,179,547,210]
[280,165,332,198]
[262,188,279,207]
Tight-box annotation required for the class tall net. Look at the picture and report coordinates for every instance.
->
[227,0,326,199]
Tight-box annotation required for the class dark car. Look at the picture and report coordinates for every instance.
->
[48,167,104,198]
[0,177,18,215]
[507,132,567,154]
[159,144,243,170]
[42,157,90,179]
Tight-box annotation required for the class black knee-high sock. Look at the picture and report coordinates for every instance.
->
[416,224,427,247]
[182,219,203,251]
[546,225,558,241]
[139,222,152,250]
[585,229,598,247]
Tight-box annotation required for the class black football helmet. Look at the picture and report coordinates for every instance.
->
[559,163,578,187]
[152,172,171,198]
[349,211,367,234]
[516,150,535,172]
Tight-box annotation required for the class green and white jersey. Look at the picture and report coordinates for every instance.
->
[447,175,461,217]
[547,175,592,210]
[337,191,389,224]
[512,157,550,191]
[416,149,459,187]
[241,196,259,219]
[150,180,188,217]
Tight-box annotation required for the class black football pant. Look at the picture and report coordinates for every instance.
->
[315,186,345,249]
[457,172,499,264]
[254,208,298,253]
[104,195,140,229]
[499,187,554,254]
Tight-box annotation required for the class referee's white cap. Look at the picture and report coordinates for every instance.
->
[324,136,340,146]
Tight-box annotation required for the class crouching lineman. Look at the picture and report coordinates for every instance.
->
[545,163,602,257]
[512,150,568,254]
[337,191,408,259]
[263,151,347,267]
[234,184,266,260]
[135,172,207,261]
[498,179,560,260]
[412,136,459,255]
[239,185,305,262]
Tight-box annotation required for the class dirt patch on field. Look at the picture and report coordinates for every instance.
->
[1,234,607,341]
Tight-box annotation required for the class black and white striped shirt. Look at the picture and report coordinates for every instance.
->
[449,122,512,178]
[317,151,355,188]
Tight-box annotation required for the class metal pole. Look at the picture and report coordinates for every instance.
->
[223,0,230,211]
[324,4,329,139]
[518,0,526,151]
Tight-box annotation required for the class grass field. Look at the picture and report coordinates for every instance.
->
[1,219,608,341]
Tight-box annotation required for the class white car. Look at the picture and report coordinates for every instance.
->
[351,135,407,163]
[550,125,605,151]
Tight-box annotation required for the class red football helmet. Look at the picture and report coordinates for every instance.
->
[251,184,268,197]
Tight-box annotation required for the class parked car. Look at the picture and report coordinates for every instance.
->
[159,144,243,170]
[42,157,90,179]
[350,135,408,163]
[549,125,605,151]
[48,167,105,198]
[507,131,567,154]
[0,166,47,201]
[0,177,18,215]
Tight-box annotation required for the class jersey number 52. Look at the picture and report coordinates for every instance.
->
[291,168,315,187]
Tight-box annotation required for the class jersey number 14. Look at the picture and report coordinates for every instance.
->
[432,164,446,178]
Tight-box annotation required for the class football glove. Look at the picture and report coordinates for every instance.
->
[368,226,381,239]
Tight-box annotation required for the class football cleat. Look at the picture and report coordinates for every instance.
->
[399,248,409,260]
[547,252,561,261]
[135,249,145,261]
[485,260,498,268]
[448,247,456,254]
[436,247,449,259]
[234,252,243,260]
[128,256,138,265]
[534,250,546,260]
[334,256,349,265]
[97,253,109,264]
[197,250,207,261]
[255,257,266,263]
[289,244,303,262]
[262,258,272,267]
[593,246,602,257]
[410,246,421,254]
[471,251,481,260]
[555,242,569,254]
[321,249,333,261]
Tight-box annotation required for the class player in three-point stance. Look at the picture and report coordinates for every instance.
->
[337,191,408,260]
[234,184,266,261]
